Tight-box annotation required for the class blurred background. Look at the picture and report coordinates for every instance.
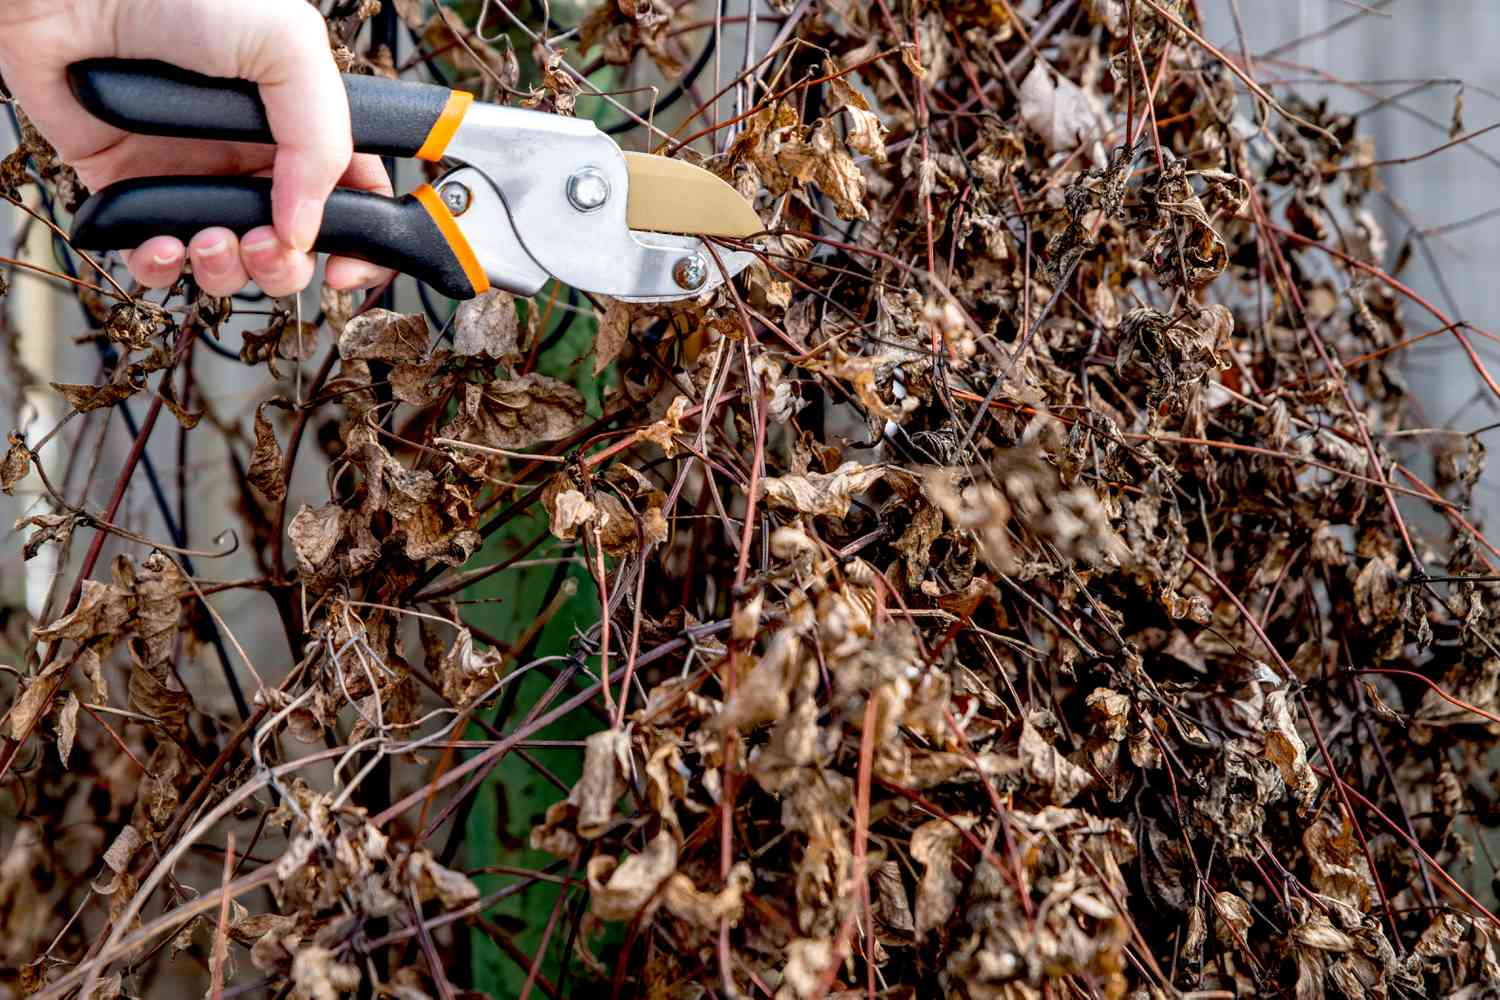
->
[1199,1,1500,455]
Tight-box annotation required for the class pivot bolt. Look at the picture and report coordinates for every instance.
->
[673,254,709,291]
[567,168,610,212]
[439,181,472,216]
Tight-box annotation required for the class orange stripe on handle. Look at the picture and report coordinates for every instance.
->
[415,90,473,161]
[412,184,490,296]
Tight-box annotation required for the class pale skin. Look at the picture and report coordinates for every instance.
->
[0,0,393,297]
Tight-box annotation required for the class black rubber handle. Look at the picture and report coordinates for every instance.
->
[67,58,456,159]
[70,177,478,300]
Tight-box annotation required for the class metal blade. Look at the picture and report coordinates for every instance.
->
[623,152,762,238]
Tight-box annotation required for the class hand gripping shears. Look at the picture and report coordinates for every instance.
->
[65,60,761,302]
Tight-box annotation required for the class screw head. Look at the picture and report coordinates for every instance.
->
[567,168,610,212]
[439,181,472,216]
[673,254,709,291]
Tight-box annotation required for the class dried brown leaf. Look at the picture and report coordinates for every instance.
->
[56,691,78,768]
[290,944,361,1000]
[587,830,678,922]
[34,579,133,644]
[640,395,691,457]
[249,401,287,502]
[445,375,586,453]
[9,660,64,740]
[337,309,429,364]
[1020,716,1094,804]
[97,824,142,894]
[760,461,885,518]
[573,728,630,840]
[2,431,30,494]
[662,863,752,928]
[593,299,633,375]
[51,379,136,413]
[405,850,481,909]
[1020,63,1101,159]
[910,816,972,936]
[438,627,505,707]
[1265,689,1317,809]
[287,502,344,574]
[453,289,523,363]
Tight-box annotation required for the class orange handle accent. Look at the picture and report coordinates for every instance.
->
[415,90,473,162]
[412,184,490,296]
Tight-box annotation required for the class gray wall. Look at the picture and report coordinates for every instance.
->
[1200,1,1500,458]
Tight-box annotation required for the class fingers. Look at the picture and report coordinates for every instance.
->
[325,153,396,292]
[187,228,250,297]
[244,3,352,252]
[239,227,316,298]
[324,258,391,292]
[109,0,352,253]
[71,135,276,194]
[126,235,185,289]
[124,151,397,296]
[128,228,310,297]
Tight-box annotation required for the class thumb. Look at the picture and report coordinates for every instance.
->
[112,0,353,253]
[250,3,352,253]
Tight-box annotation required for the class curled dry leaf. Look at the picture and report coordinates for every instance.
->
[8,660,63,740]
[1019,715,1095,805]
[545,487,598,541]
[639,395,691,457]
[56,691,78,768]
[826,67,888,163]
[452,288,524,363]
[1213,889,1254,945]
[873,859,915,937]
[33,579,132,644]
[1,431,29,494]
[438,627,505,707]
[574,728,631,840]
[587,830,678,922]
[1264,689,1317,809]
[404,850,480,909]
[661,863,752,927]
[50,379,136,413]
[777,937,834,1000]
[287,502,344,574]
[925,466,1016,573]
[337,309,429,364]
[445,374,586,452]
[593,299,634,375]
[290,944,361,1000]
[1020,62,1102,163]
[910,815,975,936]
[760,461,886,519]
[96,825,142,895]
[16,511,78,561]
[248,401,287,503]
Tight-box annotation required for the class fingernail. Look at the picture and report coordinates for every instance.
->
[347,263,386,288]
[243,242,288,282]
[242,234,278,257]
[195,236,230,272]
[151,249,177,267]
[290,198,322,254]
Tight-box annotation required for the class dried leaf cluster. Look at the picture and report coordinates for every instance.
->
[3,2,1500,999]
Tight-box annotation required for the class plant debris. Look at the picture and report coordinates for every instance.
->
[4,2,1500,999]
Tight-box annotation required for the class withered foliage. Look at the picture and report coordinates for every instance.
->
[3,2,1500,999]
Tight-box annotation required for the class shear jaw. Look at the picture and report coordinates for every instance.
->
[439,105,754,301]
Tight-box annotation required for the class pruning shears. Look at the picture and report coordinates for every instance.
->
[66,60,762,302]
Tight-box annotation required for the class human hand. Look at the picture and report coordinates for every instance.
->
[0,0,393,297]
